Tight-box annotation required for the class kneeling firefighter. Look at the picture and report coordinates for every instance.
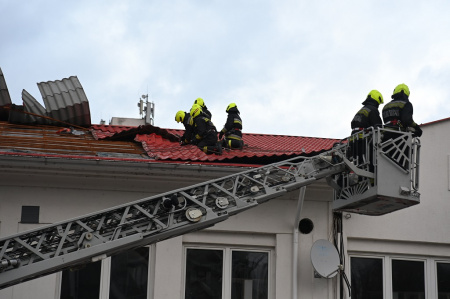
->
[190,104,222,155]
[219,103,244,149]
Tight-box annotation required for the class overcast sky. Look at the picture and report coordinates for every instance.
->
[2,0,450,139]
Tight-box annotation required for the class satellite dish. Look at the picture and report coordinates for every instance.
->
[310,239,341,278]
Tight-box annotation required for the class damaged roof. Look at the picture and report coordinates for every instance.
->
[92,125,339,163]
[0,68,91,127]
[0,121,339,165]
[0,67,339,166]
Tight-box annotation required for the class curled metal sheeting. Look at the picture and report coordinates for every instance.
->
[37,76,91,126]
[0,68,12,121]
[0,68,12,107]
[21,89,48,125]
[0,69,92,126]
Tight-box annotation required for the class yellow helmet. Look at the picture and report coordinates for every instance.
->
[226,103,237,112]
[368,90,384,104]
[393,83,410,97]
[194,97,205,108]
[175,111,185,123]
[190,104,203,118]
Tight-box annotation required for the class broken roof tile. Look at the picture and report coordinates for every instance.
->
[91,124,339,163]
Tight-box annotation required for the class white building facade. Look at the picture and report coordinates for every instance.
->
[0,118,449,299]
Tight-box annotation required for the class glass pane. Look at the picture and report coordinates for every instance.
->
[351,257,383,299]
[60,261,101,299]
[21,206,40,223]
[185,248,223,299]
[392,259,425,299]
[110,247,149,299]
[231,251,268,299]
[437,262,450,299]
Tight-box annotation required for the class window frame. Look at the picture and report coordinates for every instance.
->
[350,254,386,299]
[435,260,450,299]
[56,246,153,299]
[349,254,434,299]
[183,246,272,299]
[390,257,427,298]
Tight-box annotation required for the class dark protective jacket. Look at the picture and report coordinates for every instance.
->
[192,112,217,144]
[180,112,195,143]
[382,93,422,136]
[201,106,212,120]
[220,106,242,140]
[351,97,382,131]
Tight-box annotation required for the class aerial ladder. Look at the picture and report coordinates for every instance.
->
[0,128,420,289]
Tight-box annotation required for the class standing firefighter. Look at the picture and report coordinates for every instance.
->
[219,103,244,149]
[351,90,384,133]
[349,90,384,170]
[190,104,222,155]
[382,83,423,137]
[175,110,195,145]
[194,98,212,119]
[382,83,421,170]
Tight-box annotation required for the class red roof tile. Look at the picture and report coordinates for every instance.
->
[91,125,340,162]
[90,125,137,139]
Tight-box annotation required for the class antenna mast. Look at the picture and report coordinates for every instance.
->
[137,93,155,125]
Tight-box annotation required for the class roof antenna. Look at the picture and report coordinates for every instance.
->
[137,91,155,126]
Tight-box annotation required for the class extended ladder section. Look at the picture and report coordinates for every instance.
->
[0,129,420,289]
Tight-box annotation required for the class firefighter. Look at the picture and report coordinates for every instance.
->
[175,110,195,146]
[193,98,212,119]
[382,83,423,137]
[190,104,222,155]
[218,103,244,149]
[349,90,384,171]
[382,83,422,170]
[351,90,384,134]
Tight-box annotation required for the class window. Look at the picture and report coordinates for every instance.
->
[60,247,150,299]
[351,257,383,299]
[437,262,450,299]
[392,259,425,298]
[21,205,40,223]
[185,248,224,299]
[231,251,268,299]
[184,248,270,299]
[109,247,149,299]
[350,255,435,299]
[60,260,101,299]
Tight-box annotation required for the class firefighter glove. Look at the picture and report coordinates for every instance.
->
[413,126,423,137]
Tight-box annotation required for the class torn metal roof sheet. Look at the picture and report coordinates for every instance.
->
[21,90,48,125]
[0,68,12,121]
[37,76,91,127]
[0,68,12,106]
[0,69,92,127]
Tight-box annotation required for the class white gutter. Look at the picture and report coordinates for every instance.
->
[293,187,306,299]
